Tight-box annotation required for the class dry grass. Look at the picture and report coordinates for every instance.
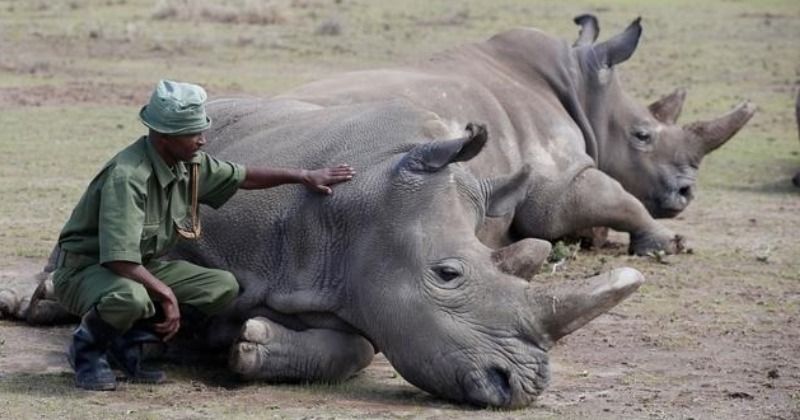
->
[152,0,292,25]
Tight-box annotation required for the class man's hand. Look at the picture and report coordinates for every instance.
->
[154,289,181,341]
[301,164,356,195]
[104,261,182,342]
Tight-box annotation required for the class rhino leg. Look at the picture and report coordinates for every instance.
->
[516,168,684,255]
[0,269,76,324]
[26,273,78,325]
[229,317,374,383]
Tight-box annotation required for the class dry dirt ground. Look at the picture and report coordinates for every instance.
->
[1,0,799,419]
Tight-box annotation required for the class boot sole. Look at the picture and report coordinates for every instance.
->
[77,382,117,391]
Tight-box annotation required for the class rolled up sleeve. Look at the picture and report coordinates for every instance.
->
[197,152,246,209]
[98,176,145,264]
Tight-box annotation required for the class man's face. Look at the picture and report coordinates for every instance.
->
[165,132,206,162]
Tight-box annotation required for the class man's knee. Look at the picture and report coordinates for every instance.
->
[198,270,239,315]
[96,286,155,331]
[213,270,239,305]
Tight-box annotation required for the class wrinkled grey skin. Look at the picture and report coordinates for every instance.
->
[167,98,643,408]
[278,15,756,254]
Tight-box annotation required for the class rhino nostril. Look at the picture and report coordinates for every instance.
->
[678,186,692,199]
[486,366,512,403]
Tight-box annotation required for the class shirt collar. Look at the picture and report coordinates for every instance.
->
[144,136,184,188]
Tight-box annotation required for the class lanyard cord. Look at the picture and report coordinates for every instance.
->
[176,162,202,240]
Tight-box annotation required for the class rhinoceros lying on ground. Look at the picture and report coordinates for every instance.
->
[181,98,643,408]
[1,98,644,408]
[278,15,756,254]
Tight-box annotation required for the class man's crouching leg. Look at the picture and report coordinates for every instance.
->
[68,307,120,391]
[55,264,160,389]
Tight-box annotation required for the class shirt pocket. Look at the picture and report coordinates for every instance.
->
[140,222,160,262]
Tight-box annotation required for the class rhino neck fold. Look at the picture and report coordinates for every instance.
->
[475,35,601,165]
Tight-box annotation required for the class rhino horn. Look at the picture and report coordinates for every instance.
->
[492,238,551,280]
[401,123,488,172]
[573,14,600,47]
[528,268,644,347]
[593,17,642,68]
[648,88,687,124]
[685,101,757,155]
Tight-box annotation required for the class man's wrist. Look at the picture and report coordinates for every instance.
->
[298,169,310,185]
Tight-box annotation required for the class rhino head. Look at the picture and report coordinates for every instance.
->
[340,124,643,408]
[573,15,756,218]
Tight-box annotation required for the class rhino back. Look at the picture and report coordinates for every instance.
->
[279,36,594,182]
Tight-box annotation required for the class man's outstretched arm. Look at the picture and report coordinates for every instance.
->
[239,164,356,194]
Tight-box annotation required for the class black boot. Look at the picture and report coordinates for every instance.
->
[68,307,119,391]
[109,325,167,384]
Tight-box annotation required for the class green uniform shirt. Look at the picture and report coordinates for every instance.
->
[58,136,246,265]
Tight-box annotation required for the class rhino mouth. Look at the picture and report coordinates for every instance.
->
[648,189,692,218]
[651,205,683,219]
[455,351,549,408]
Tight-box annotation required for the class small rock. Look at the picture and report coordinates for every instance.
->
[726,391,754,400]
[767,368,779,379]
[315,18,342,36]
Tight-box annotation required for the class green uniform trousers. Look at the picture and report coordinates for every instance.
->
[53,259,239,332]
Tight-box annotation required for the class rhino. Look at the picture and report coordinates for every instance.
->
[277,15,756,254]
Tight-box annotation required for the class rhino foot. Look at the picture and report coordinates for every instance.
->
[229,316,373,383]
[0,288,20,318]
[629,229,686,256]
[229,317,274,380]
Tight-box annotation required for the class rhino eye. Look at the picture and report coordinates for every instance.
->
[633,129,652,143]
[433,265,462,282]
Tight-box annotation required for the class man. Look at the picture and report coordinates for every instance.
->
[52,80,355,391]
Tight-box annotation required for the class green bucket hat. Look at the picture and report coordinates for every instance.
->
[139,79,212,135]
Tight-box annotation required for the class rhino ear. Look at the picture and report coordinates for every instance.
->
[573,14,600,47]
[648,88,687,124]
[484,164,532,217]
[401,123,488,172]
[593,17,642,68]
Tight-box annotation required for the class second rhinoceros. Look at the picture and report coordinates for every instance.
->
[279,15,756,254]
[164,98,643,408]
